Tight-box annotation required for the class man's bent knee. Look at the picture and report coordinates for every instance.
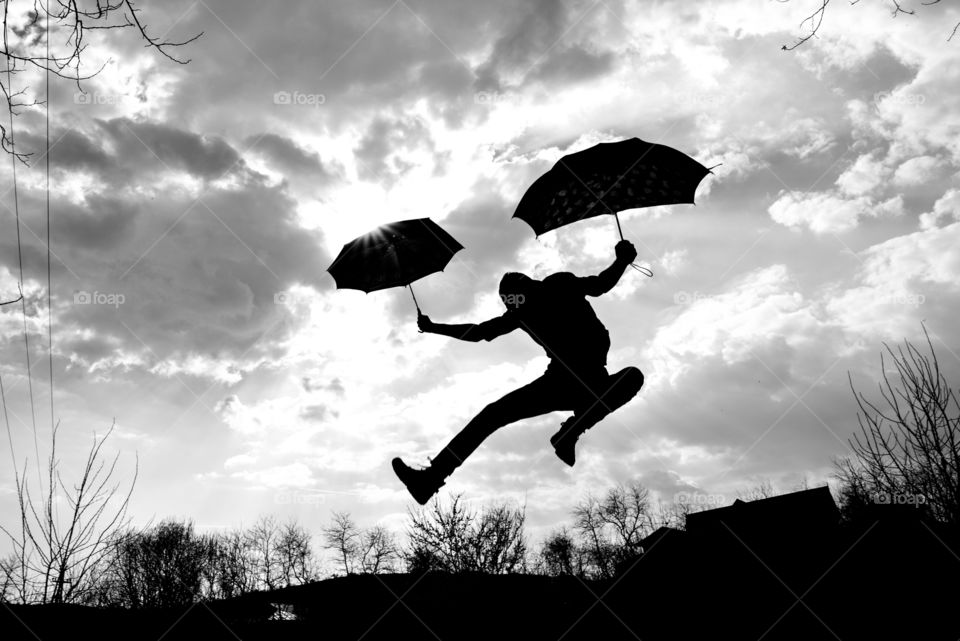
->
[619,366,644,393]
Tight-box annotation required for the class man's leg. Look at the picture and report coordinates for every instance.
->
[551,366,644,466]
[431,372,571,476]
[394,373,570,503]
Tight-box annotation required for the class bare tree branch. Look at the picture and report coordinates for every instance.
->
[779,0,958,49]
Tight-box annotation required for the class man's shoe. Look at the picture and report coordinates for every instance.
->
[550,419,579,467]
[392,457,445,505]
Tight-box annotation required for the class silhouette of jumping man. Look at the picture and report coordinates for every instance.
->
[392,240,645,504]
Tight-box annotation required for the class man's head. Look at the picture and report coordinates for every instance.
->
[499,272,535,309]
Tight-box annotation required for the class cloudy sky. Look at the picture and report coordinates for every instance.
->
[1,0,959,548]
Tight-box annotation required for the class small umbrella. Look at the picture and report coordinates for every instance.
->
[327,217,463,313]
[513,137,714,239]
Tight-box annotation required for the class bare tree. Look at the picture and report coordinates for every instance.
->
[0,553,18,602]
[535,527,586,577]
[573,481,653,579]
[0,422,135,604]
[321,513,400,576]
[322,511,361,576]
[245,515,285,591]
[359,525,399,574]
[406,494,527,574]
[837,327,960,524]
[208,528,257,599]
[779,0,959,51]
[275,519,318,586]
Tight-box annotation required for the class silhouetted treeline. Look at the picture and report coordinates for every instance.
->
[86,516,318,607]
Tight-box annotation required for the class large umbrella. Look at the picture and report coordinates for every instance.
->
[513,137,713,239]
[327,218,463,313]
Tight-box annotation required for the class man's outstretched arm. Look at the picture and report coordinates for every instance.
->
[580,240,638,296]
[418,311,518,342]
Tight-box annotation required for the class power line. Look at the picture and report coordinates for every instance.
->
[5,30,41,485]
[46,0,55,437]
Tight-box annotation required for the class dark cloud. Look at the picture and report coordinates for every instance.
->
[300,404,337,422]
[85,181,329,354]
[96,117,244,180]
[45,128,114,174]
[799,43,916,98]
[301,376,345,395]
[61,333,117,366]
[474,0,621,92]
[474,0,568,92]
[528,44,615,85]
[1,118,330,382]
[56,195,140,250]
[13,118,248,186]
[245,133,337,180]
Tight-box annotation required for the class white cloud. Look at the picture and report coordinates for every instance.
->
[893,155,947,186]
[826,219,960,338]
[224,453,257,469]
[659,249,689,275]
[769,192,872,234]
[836,153,888,196]
[644,264,822,386]
[876,58,960,162]
[919,189,960,231]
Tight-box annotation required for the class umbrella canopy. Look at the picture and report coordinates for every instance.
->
[327,218,463,310]
[513,137,712,237]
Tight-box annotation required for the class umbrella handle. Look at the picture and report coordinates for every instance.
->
[409,284,422,315]
[614,213,652,277]
[410,285,426,333]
